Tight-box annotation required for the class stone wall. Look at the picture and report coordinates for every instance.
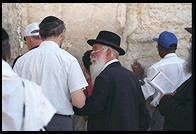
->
[2,3,192,72]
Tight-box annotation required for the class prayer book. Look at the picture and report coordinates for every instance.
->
[148,71,176,94]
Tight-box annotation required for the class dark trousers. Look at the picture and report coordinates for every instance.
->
[149,106,164,131]
[44,114,73,131]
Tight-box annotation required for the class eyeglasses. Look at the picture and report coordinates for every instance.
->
[91,48,105,53]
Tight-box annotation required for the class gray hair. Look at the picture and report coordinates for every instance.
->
[101,45,119,58]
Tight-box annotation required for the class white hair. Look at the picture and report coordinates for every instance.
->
[101,45,119,58]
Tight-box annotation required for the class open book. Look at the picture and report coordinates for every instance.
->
[148,71,176,94]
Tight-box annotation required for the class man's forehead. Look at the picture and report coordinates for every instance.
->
[92,44,103,48]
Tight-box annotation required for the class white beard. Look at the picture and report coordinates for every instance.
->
[90,53,106,85]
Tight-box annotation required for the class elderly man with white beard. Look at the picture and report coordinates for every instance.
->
[73,30,151,131]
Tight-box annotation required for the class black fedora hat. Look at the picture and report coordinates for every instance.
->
[185,27,192,34]
[87,31,125,55]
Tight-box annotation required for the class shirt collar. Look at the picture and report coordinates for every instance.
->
[41,41,60,48]
[102,59,119,71]
[30,45,39,50]
[164,53,177,59]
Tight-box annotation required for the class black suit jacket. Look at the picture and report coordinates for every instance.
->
[159,76,193,131]
[74,62,150,131]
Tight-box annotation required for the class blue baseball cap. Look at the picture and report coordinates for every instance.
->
[153,31,178,49]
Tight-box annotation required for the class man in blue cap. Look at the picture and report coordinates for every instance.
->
[131,31,191,131]
[159,27,193,131]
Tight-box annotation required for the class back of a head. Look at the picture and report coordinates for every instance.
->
[82,50,92,72]
[153,31,178,50]
[2,28,10,61]
[2,28,9,41]
[39,16,65,39]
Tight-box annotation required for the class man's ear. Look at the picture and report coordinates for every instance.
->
[106,48,112,59]
[60,32,65,39]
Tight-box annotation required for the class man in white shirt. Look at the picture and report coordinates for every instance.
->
[158,28,193,131]
[13,16,88,131]
[131,31,191,131]
[2,28,56,131]
[12,22,42,68]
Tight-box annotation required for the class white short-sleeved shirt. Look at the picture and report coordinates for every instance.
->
[141,53,191,107]
[13,41,88,115]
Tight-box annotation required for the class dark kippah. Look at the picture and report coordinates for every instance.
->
[39,16,64,31]
[39,16,65,39]
[2,28,9,41]
[40,16,60,24]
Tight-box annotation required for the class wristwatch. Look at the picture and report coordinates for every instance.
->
[139,79,145,85]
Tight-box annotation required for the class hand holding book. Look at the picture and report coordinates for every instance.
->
[148,71,176,94]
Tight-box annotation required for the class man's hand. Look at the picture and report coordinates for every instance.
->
[159,92,175,100]
[131,60,144,80]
